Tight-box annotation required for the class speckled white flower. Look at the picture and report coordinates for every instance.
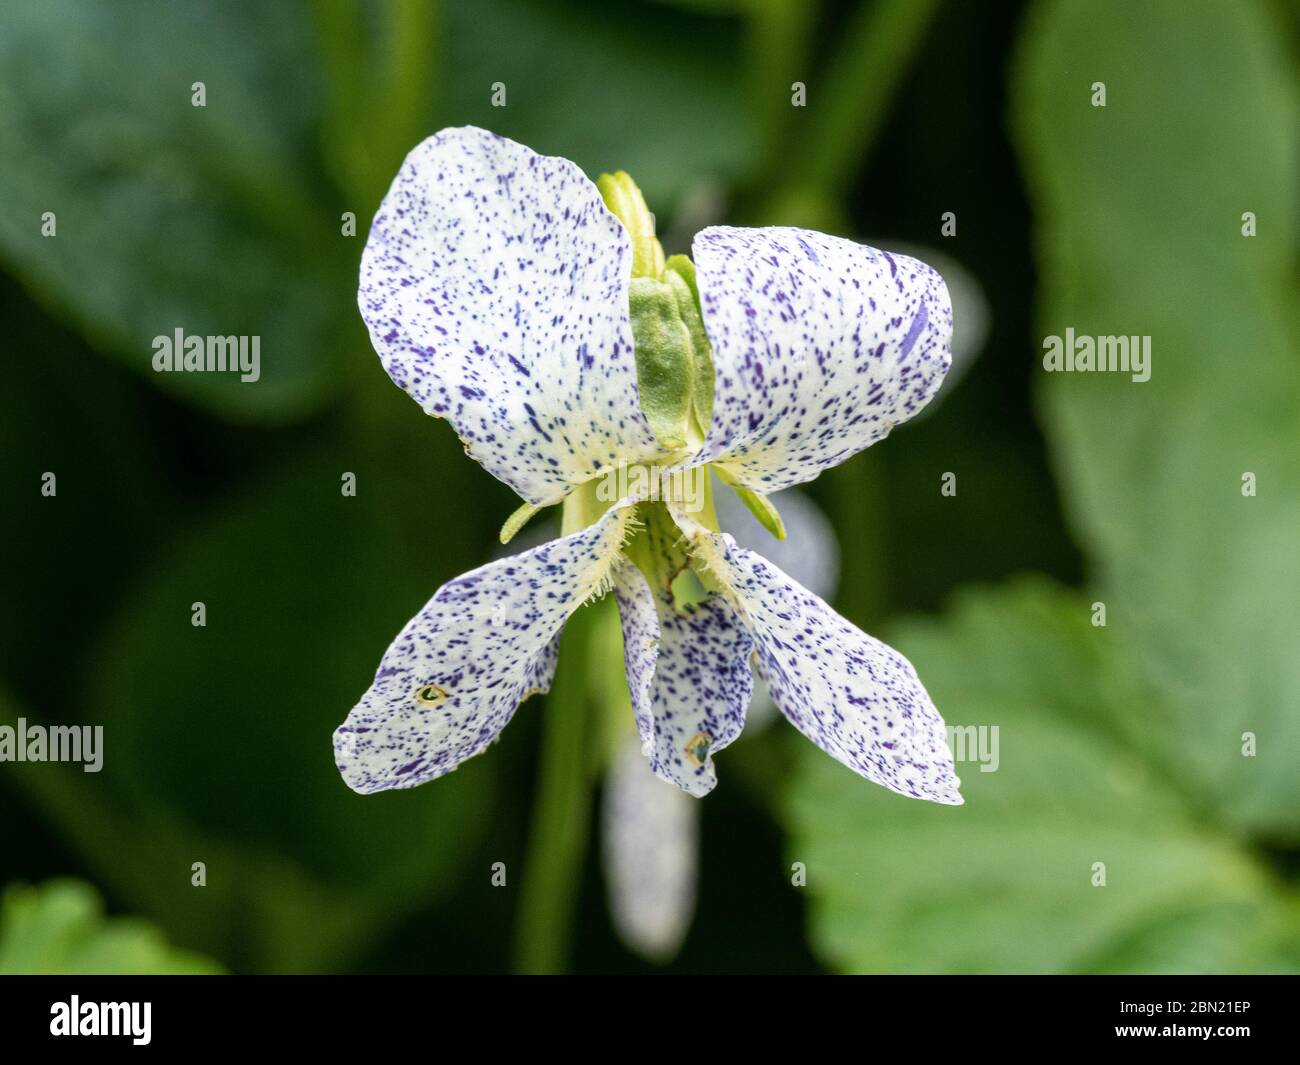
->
[334,126,961,808]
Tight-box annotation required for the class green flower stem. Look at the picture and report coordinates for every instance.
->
[824,455,886,621]
[312,0,438,207]
[745,0,818,179]
[758,0,941,217]
[512,592,601,974]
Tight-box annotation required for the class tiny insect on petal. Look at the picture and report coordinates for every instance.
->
[683,732,712,767]
[414,684,449,707]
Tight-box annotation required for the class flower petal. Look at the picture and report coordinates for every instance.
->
[613,563,754,796]
[602,736,698,961]
[715,487,840,730]
[334,502,638,794]
[359,126,662,505]
[715,486,839,602]
[692,226,952,491]
[881,243,989,419]
[613,562,658,745]
[676,518,961,805]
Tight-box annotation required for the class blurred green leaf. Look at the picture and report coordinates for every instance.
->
[1013,0,1300,832]
[0,0,348,421]
[440,0,755,210]
[785,578,1300,974]
[0,879,220,974]
[0,284,173,709]
[70,438,496,970]
[768,0,940,203]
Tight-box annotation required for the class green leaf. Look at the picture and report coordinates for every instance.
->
[0,880,221,974]
[1013,0,1300,832]
[785,578,1300,974]
[0,0,349,422]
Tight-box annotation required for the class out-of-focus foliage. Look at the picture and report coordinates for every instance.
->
[0,880,220,974]
[787,579,1300,974]
[785,0,1300,974]
[0,0,345,420]
[1017,0,1300,831]
[0,0,765,973]
[0,0,755,423]
[440,0,755,208]
[83,451,499,971]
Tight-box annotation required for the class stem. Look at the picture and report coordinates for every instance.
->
[512,600,599,974]
[312,0,438,208]
[757,0,942,216]
[745,0,819,179]
[823,454,886,622]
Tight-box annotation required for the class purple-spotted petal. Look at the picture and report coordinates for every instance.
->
[692,226,952,491]
[334,502,638,794]
[715,486,839,602]
[359,126,662,506]
[613,563,754,796]
[602,736,698,961]
[715,487,840,730]
[613,562,658,745]
[677,519,961,805]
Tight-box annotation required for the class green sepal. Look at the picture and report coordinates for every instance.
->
[627,277,695,450]
[499,500,543,545]
[664,254,714,435]
[560,476,614,537]
[596,171,664,279]
[717,470,786,541]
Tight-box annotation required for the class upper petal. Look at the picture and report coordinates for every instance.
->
[692,226,952,491]
[334,501,638,794]
[613,561,753,797]
[359,126,662,505]
[675,516,961,805]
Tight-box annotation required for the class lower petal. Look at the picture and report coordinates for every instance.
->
[613,562,754,796]
[679,520,962,805]
[334,502,637,794]
[715,487,841,732]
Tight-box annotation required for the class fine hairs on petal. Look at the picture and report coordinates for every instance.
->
[579,504,644,605]
[665,502,746,615]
